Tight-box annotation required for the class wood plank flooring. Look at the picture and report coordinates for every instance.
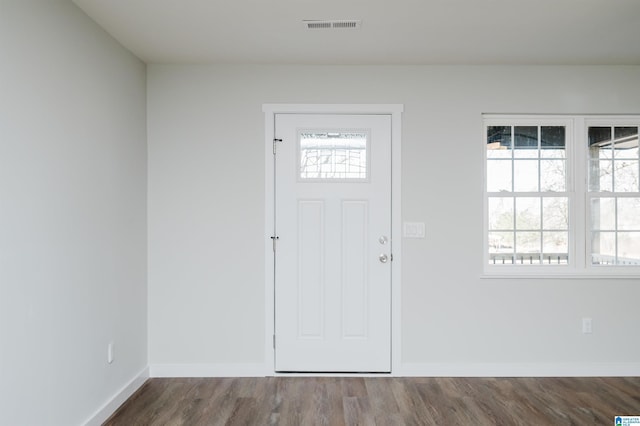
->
[104,376,640,425]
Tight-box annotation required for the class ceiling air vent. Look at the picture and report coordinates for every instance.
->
[303,20,362,30]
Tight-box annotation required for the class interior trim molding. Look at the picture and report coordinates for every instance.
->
[399,362,640,377]
[149,363,268,378]
[83,366,150,426]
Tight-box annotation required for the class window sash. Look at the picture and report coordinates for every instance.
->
[484,118,573,271]
[484,115,640,277]
[585,119,640,269]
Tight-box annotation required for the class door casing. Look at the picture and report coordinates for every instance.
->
[263,104,403,375]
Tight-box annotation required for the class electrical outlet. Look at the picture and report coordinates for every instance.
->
[107,342,114,364]
[582,318,592,334]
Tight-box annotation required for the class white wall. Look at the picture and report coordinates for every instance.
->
[0,1,147,425]
[148,65,640,374]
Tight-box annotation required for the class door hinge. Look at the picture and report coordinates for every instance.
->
[270,235,279,252]
[273,138,283,155]
[273,334,276,349]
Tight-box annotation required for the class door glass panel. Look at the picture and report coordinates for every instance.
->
[299,131,368,180]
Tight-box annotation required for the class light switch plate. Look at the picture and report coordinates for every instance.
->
[403,222,425,238]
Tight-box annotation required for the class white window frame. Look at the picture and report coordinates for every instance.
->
[584,117,640,275]
[483,114,640,278]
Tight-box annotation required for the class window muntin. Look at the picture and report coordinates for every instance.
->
[299,130,369,180]
[588,126,639,193]
[588,125,640,266]
[590,197,640,265]
[486,124,569,266]
[485,116,640,275]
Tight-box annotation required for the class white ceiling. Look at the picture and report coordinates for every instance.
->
[72,0,640,65]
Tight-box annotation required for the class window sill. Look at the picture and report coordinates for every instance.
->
[481,270,640,280]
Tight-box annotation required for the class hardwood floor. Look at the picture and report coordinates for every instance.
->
[104,376,640,425]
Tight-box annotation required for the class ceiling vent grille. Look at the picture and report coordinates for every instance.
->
[303,20,362,30]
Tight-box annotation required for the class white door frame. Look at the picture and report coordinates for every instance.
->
[263,104,403,376]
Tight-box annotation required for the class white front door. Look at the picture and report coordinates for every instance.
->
[274,113,392,372]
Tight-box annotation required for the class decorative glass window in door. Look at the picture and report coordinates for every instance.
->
[299,131,369,180]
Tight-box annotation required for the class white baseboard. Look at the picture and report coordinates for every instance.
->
[398,362,640,377]
[150,363,268,377]
[83,366,150,426]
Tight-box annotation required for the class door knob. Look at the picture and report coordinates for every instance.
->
[379,254,388,263]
